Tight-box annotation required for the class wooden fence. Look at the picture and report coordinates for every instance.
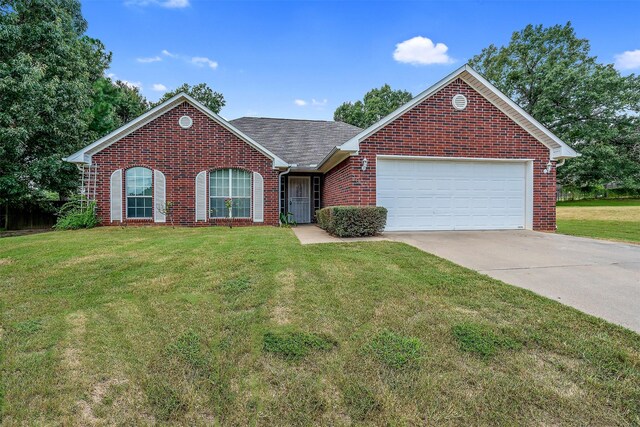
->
[0,202,65,230]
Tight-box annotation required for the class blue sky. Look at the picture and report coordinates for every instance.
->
[83,0,640,121]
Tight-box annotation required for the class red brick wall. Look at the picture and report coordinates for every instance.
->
[92,102,280,226]
[322,78,557,231]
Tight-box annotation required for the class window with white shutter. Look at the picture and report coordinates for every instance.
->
[253,172,264,222]
[154,170,166,223]
[195,171,207,221]
[110,169,123,222]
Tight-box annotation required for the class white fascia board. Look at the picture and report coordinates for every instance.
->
[337,64,578,161]
[63,92,290,169]
[316,145,359,172]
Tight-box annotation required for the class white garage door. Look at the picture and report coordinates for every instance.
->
[376,158,528,231]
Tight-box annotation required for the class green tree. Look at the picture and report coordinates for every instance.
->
[334,84,413,128]
[88,77,149,139]
[0,0,110,227]
[469,22,640,190]
[155,83,225,114]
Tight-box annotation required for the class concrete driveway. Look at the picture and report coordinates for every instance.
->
[386,231,640,333]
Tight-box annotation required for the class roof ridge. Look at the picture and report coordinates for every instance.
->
[231,116,354,125]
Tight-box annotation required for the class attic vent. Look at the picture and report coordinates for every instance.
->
[179,115,193,129]
[452,94,468,110]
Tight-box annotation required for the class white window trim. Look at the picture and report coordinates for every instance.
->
[126,167,154,220]
[209,169,252,219]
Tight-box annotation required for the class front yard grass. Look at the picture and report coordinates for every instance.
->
[0,227,639,425]
[556,198,640,243]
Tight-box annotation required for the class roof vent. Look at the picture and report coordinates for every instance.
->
[179,115,193,129]
[452,94,468,110]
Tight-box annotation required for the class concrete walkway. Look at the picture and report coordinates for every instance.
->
[292,224,388,245]
[387,231,640,333]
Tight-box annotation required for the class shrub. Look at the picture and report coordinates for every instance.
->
[452,322,521,359]
[54,198,99,230]
[316,206,387,237]
[279,212,297,227]
[263,330,337,361]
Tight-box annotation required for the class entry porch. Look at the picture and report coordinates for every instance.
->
[280,173,322,224]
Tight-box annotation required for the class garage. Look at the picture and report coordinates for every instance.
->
[376,157,533,231]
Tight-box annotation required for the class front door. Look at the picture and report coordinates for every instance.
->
[288,176,310,223]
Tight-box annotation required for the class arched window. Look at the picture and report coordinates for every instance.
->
[126,167,153,218]
[209,169,251,218]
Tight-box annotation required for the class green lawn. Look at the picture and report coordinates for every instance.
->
[1,227,639,425]
[557,198,640,207]
[557,198,640,243]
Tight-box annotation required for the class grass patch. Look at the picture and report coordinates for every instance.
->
[166,330,206,369]
[557,198,640,243]
[220,277,251,295]
[557,220,640,243]
[0,227,639,425]
[145,380,187,421]
[365,330,424,369]
[263,330,336,361]
[452,322,521,359]
[12,319,43,335]
[342,382,381,421]
[557,198,640,207]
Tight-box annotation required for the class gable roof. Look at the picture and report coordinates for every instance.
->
[320,64,578,170]
[229,117,361,168]
[64,93,289,168]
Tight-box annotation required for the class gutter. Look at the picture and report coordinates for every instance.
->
[316,146,340,170]
[316,146,358,173]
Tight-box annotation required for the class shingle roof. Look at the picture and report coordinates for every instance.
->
[229,117,362,167]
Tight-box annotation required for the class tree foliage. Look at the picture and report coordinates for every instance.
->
[87,77,149,139]
[0,0,110,210]
[469,22,640,190]
[334,84,413,128]
[155,83,225,114]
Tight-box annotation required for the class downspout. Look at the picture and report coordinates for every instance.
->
[278,167,292,224]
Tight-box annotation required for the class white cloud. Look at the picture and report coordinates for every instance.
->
[105,72,116,79]
[294,98,328,107]
[160,0,189,7]
[393,36,454,65]
[159,50,220,71]
[125,0,190,8]
[191,56,218,70]
[121,80,142,90]
[614,49,640,70]
[152,83,167,91]
[137,56,162,63]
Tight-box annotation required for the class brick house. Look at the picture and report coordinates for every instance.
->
[64,65,577,231]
